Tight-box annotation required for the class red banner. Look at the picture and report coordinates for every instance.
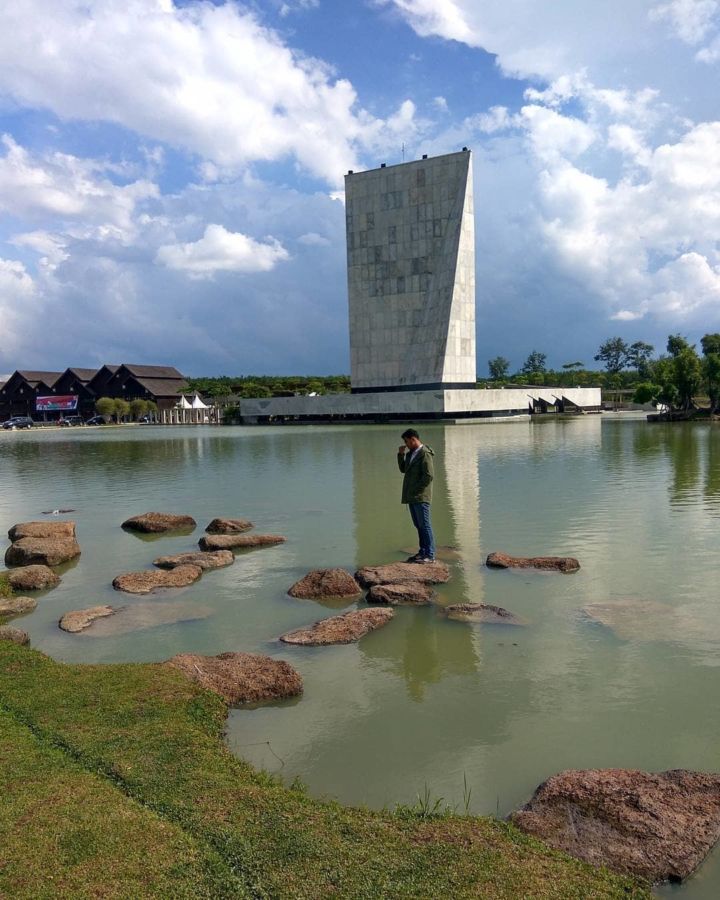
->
[36,395,78,411]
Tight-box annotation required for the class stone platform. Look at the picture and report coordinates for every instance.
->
[240,387,601,424]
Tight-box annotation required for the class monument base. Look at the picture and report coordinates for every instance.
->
[239,387,601,425]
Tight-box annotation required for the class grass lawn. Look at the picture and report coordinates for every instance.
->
[0,641,649,898]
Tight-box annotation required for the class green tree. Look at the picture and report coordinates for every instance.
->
[521,350,547,376]
[667,334,691,357]
[305,381,324,395]
[626,341,654,376]
[672,348,702,411]
[594,337,629,375]
[240,382,271,399]
[488,356,510,380]
[146,401,158,421]
[95,397,115,420]
[700,333,720,356]
[113,399,131,423]
[130,399,148,420]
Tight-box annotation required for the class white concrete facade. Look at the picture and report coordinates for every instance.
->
[346,150,475,391]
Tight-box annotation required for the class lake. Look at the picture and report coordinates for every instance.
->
[2,416,719,897]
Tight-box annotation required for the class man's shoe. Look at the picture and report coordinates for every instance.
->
[417,556,436,564]
[406,553,422,562]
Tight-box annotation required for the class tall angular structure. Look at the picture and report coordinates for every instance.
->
[345,150,476,393]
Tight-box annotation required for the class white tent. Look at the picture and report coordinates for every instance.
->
[191,394,209,409]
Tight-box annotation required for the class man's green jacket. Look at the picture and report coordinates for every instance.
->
[397,445,434,504]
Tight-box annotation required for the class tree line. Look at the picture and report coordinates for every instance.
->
[95,397,158,423]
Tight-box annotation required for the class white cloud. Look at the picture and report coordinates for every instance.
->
[0,1,417,186]
[650,0,719,45]
[0,258,37,356]
[297,232,331,246]
[156,224,290,278]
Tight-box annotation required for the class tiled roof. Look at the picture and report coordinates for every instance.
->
[63,368,99,382]
[17,371,63,386]
[128,376,190,397]
[122,364,185,379]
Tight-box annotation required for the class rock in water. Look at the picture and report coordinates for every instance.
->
[486,551,580,573]
[153,550,234,571]
[112,565,202,594]
[8,520,76,540]
[121,512,196,533]
[280,608,394,645]
[0,596,37,617]
[510,768,720,884]
[288,568,362,600]
[6,565,61,591]
[4,537,81,567]
[445,603,525,625]
[199,534,286,551]
[355,561,450,588]
[60,606,116,633]
[84,601,212,637]
[166,652,303,705]
[367,583,434,605]
[205,518,253,534]
[0,626,29,645]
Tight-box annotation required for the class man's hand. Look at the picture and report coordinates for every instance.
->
[398,445,407,454]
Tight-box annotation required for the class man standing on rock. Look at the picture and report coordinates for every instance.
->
[397,428,435,563]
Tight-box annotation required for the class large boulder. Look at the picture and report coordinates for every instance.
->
[510,768,720,884]
[153,550,234,571]
[0,596,37,617]
[5,537,81,567]
[205,518,253,534]
[486,551,580,573]
[355,561,450,588]
[6,565,61,591]
[367,583,434,605]
[288,568,362,601]
[112,565,202,594]
[122,512,196,533]
[59,606,116,634]
[8,520,76,541]
[280,608,394,646]
[166,651,303,705]
[0,625,29,645]
[199,534,286,552]
[82,601,212,637]
[444,603,525,625]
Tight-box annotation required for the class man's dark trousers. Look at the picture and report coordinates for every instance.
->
[408,501,435,560]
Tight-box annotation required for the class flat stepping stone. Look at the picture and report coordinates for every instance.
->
[166,651,302,705]
[83,601,212,637]
[367,583,434,605]
[0,625,29,645]
[205,518,253,534]
[60,606,115,633]
[510,768,720,884]
[122,512,196,533]
[153,550,234,571]
[486,551,580,573]
[0,596,37,617]
[5,564,60,591]
[288,568,362,600]
[8,520,76,540]
[280,608,394,645]
[112,565,202,594]
[199,534,286,551]
[5,537,81,567]
[355,561,450,588]
[444,603,525,625]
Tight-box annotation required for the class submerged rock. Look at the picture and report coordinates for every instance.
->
[280,608,394,645]
[444,603,525,625]
[486,551,580,573]
[6,564,61,591]
[288,568,362,601]
[0,596,37,617]
[199,534,286,552]
[166,651,303,705]
[5,537,81,567]
[153,550,234,571]
[205,518,253,534]
[122,512,196,533]
[367,583,434,605]
[60,605,116,633]
[112,565,202,594]
[355,561,450,588]
[84,601,212,637]
[510,768,720,884]
[0,625,29,645]
[8,520,76,541]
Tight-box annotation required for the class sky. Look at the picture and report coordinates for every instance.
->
[0,0,719,378]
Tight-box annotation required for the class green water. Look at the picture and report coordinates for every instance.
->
[2,417,719,896]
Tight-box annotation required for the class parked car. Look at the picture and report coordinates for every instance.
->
[85,415,108,426]
[57,416,85,427]
[2,416,34,429]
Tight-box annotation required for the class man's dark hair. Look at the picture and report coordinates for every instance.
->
[401,428,420,440]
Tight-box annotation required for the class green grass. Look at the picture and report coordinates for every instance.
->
[0,642,650,898]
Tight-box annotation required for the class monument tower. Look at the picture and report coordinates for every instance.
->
[345,149,476,393]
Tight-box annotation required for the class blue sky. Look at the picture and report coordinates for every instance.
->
[0,0,719,377]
